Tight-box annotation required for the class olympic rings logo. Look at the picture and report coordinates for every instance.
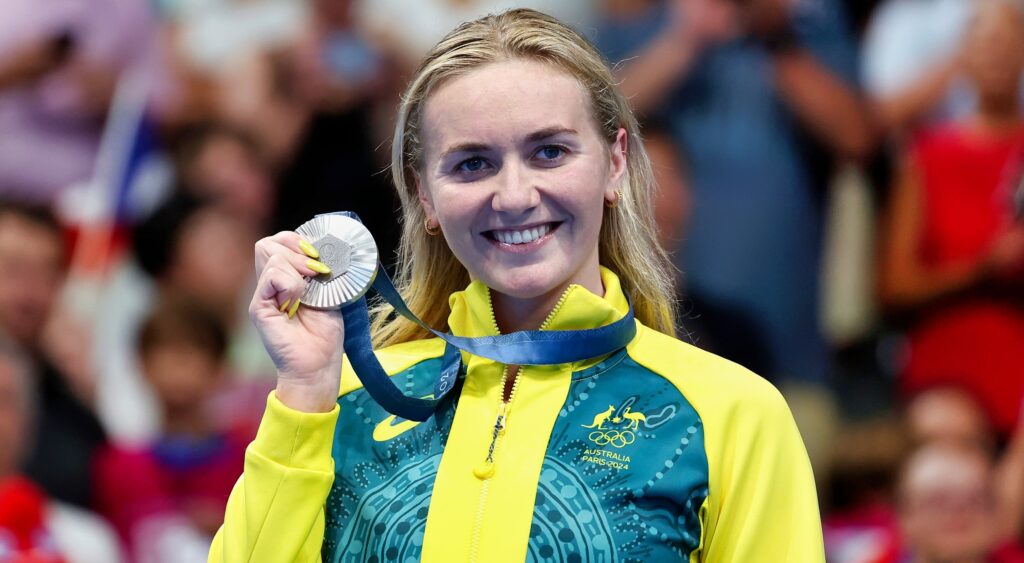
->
[588,430,636,448]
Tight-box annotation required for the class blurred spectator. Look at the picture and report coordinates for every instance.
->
[877,0,1024,436]
[169,123,274,232]
[0,339,122,563]
[644,123,691,251]
[862,0,1024,136]
[598,0,873,385]
[354,0,597,65]
[824,416,906,563]
[159,0,305,75]
[224,0,404,263]
[94,298,244,562]
[897,441,1024,563]
[826,386,1024,563]
[0,202,108,509]
[0,0,153,205]
[96,199,267,443]
[904,386,994,451]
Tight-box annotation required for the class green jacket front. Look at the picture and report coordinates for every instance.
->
[210,267,824,562]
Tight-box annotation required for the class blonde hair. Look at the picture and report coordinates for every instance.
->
[371,8,677,347]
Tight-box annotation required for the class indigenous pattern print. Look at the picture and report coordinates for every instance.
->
[322,352,709,563]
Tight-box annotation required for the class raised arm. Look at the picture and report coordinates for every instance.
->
[861,1,964,136]
[875,155,1024,310]
[617,0,740,116]
[0,37,69,90]
[868,57,960,136]
[771,49,875,159]
[209,231,345,562]
[751,0,875,160]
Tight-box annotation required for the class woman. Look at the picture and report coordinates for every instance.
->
[210,9,821,562]
[878,0,1024,437]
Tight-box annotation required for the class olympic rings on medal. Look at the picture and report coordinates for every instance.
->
[587,429,636,448]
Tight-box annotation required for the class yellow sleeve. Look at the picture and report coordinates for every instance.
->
[700,383,824,562]
[208,392,339,563]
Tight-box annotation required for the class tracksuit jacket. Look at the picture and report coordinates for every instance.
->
[209,267,825,562]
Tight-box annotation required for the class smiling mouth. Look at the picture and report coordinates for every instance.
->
[482,222,561,245]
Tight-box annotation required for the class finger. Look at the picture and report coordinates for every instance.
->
[256,239,332,278]
[260,230,326,259]
[298,239,320,259]
[255,232,299,268]
[251,255,307,315]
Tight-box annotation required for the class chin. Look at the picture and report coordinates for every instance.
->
[479,263,570,301]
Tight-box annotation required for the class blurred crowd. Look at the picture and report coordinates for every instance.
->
[0,0,1022,561]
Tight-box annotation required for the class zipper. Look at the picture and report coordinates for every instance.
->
[467,286,574,562]
[482,283,574,336]
[468,365,519,563]
[472,366,522,480]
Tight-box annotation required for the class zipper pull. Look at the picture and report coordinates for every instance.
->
[473,461,495,480]
[474,404,508,480]
[495,402,508,435]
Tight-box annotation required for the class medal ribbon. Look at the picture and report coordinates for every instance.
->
[329,213,637,421]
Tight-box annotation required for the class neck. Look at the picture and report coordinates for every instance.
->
[975,94,1020,132]
[163,406,212,438]
[490,265,604,333]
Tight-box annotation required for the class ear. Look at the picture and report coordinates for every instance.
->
[606,127,628,201]
[415,174,437,222]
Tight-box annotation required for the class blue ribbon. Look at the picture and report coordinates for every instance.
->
[333,213,636,422]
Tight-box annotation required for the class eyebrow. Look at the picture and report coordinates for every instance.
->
[524,126,578,143]
[438,127,579,159]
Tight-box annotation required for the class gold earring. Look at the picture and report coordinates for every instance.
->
[605,190,622,208]
[424,217,441,236]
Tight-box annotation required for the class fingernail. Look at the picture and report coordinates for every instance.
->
[288,299,301,319]
[307,259,332,275]
[298,240,319,259]
[279,299,291,313]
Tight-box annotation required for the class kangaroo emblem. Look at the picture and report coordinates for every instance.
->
[617,407,647,430]
[581,405,617,429]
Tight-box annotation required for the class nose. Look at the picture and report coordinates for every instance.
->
[490,160,540,214]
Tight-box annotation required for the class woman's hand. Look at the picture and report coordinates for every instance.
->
[250,231,344,413]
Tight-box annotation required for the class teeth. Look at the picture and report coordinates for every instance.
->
[493,224,551,245]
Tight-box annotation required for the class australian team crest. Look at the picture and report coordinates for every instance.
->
[581,404,647,448]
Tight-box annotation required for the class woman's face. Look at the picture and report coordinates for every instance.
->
[964,2,1024,101]
[417,59,626,300]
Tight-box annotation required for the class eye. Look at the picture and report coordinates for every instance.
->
[536,145,566,161]
[455,157,489,174]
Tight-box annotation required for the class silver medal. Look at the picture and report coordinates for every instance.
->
[296,214,378,309]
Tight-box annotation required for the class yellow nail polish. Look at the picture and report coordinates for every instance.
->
[307,259,332,275]
[298,240,319,259]
[279,299,291,313]
[288,299,301,318]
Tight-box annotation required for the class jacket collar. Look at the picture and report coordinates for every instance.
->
[447,266,630,340]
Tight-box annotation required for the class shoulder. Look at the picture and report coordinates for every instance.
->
[626,324,793,431]
[627,324,816,527]
[339,337,446,397]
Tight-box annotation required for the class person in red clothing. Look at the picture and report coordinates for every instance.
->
[93,297,246,562]
[878,0,1024,436]
[898,440,1024,563]
[0,341,64,563]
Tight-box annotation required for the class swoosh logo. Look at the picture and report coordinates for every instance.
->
[372,415,424,441]
[371,394,434,442]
